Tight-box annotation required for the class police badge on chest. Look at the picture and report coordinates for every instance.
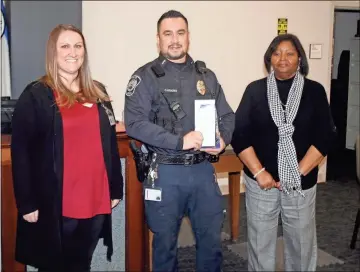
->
[196,80,207,96]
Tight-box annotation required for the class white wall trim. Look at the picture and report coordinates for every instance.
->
[333,1,360,10]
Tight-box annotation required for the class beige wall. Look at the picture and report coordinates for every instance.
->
[83,1,336,118]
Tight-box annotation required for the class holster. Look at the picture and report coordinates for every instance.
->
[208,154,220,163]
[129,140,151,183]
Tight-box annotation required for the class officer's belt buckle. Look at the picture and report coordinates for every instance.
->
[184,154,195,166]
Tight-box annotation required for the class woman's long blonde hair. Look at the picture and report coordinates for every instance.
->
[40,24,109,107]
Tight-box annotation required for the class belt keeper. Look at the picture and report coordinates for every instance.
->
[253,167,265,179]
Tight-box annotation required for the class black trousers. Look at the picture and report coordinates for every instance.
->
[38,214,105,272]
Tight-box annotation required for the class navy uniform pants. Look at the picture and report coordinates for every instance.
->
[144,160,224,272]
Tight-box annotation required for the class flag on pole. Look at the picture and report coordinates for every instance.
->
[1,0,11,97]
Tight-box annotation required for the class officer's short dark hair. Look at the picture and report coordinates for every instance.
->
[157,10,188,32]
[264,33,309,76]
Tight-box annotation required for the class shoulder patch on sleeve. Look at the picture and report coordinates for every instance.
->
[126,75,141,97]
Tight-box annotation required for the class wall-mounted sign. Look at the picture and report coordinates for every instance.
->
[309,44,323,59]
[278,18,288,35]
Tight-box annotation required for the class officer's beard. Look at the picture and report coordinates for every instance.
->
[162,51,186,61]
[162,46,187,62]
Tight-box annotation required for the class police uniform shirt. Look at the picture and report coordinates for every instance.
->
[124,54,235,155]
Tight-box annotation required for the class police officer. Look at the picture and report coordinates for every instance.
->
[124,10,235,272]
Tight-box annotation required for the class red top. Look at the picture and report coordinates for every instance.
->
[59,99,111,218]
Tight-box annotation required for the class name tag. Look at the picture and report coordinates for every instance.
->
[82,103,93,108]
[144,187,162,202]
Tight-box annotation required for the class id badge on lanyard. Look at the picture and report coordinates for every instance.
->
[144,153,162,202]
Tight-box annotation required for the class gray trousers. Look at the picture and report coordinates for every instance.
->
[244,174,317,271]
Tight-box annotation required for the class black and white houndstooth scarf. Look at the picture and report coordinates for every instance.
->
[267,70,305,197]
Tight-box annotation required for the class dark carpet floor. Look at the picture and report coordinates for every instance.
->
[178,179,360,271]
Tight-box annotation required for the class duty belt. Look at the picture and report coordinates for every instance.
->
[156,153,208,166]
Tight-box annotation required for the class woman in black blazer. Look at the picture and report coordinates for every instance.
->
[11,24,123,271]
[231,34,336,271]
